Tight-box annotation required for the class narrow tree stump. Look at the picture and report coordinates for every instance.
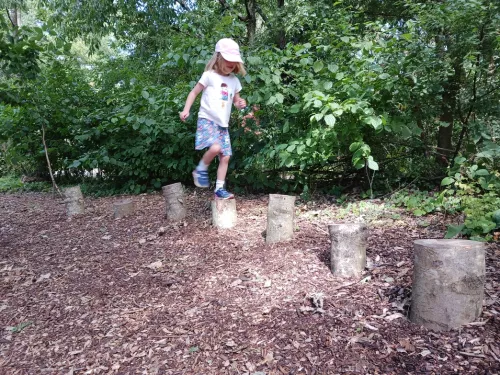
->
[328,223,367,277]
[162,182,186,221]
[212,199,237,229]
[63,186,84,216]
[410,239,485,331]
[113,199,135,219]
[266,194,296,244]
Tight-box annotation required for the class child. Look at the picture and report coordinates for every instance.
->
[180,38,247,199]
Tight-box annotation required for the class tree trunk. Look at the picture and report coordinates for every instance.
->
[410,239,485,331]
[244,0,257,44]
[266,194,296,244]
[328,223,367,277]
[63,186,84,216]
[276,0,286,49]
[212,199,237,229]
[436,34,462,165]
[162,183,186,221]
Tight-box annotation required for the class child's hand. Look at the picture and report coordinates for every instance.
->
[179,110,189,121]
[236,98,246,109]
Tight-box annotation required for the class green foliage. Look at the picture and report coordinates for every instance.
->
[0,175,23,192]
[441,154,500,240]
[1,0,499,201]
[389,190,461,217]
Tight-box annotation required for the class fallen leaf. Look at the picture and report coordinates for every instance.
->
[385,313,405,321]
[420,349,431,357]
[145,261,163,270]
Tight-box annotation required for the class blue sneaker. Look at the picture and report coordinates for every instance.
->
[214,188,234,199]
[192,169,209,188]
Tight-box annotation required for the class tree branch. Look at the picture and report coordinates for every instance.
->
[41,124,63,197]
[6,8,16,27]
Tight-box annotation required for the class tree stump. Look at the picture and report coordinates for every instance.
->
[328,223,367,277]
[410,239,485,331]
[162,183,186,221]
[63,186,84,216]
[212,199,237,229]
[113,199,135,219]
[266,194,296,244]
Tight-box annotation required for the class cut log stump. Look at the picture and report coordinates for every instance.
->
[212,198,237,229]
[63,186,84,216]
[162,183,186,221]
[410,239,485,331]
[113,199,135,219]
[266,194,296,244]
[328,223,367,277]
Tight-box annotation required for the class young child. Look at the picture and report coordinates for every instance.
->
[180,38,247,199]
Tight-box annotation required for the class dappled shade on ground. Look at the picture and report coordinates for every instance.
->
[0,191,499,374]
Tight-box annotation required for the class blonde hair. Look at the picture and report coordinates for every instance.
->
[205,52,246,76]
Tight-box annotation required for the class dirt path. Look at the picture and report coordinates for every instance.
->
[0,191,498,374]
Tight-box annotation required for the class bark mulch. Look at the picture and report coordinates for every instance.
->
[0,190,499,375]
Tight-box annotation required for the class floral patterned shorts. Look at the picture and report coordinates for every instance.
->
[195,118,232,156]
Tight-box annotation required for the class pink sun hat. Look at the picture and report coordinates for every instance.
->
[215,38,244,63]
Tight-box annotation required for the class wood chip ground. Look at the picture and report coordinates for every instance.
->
[1,191,499,374]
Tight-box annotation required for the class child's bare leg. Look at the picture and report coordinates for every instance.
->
[201,143,222,165]
[214,154,233,199]
[216,154,230,181]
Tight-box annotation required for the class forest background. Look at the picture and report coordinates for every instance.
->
[0,0,499,240]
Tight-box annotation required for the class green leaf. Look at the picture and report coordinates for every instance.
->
[142,91,149,99]
[283,121,290,133]
[349,142,362,152]
[313,61,324,73]
[367,156,379,171]
[324,114,336,127]
[287,144,296,152]
[475,169,489,176]
[413,209,426,216]
[323,81,333,90]
[289,104,301,113]
[328,64,339,73]
[441,177,455,186]
[275,93,284,104]
[340,36,350,43]
[444,224,465,239]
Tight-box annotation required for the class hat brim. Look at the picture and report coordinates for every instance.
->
[220,52,243,63]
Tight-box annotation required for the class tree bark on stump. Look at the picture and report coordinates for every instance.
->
[266,194,296,244]
[328,223,367,277]
[410,239,485,331]
[162,183,186,221]
[113,199,135,219]
[63,186,84,216]
[211,199,237,229]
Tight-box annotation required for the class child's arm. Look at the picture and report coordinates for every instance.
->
[233,92,246,109]
[180,83,205,121]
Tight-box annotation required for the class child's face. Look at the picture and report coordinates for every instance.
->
[220,57,236,75]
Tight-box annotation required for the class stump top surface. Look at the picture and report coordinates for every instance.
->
[414,239,485,250]
[115,199,133,205]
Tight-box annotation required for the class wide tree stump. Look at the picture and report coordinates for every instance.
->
[162,183,186,221]
[211,198,237,229]
[63,186,84,216]
[328,223,367,277]
[410,239,485,331]
[113,199,135,219]
[266,194,296,244]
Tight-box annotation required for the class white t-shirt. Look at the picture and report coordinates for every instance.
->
[198,70,242,128]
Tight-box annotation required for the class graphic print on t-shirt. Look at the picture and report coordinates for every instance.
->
[221,83,228,108]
